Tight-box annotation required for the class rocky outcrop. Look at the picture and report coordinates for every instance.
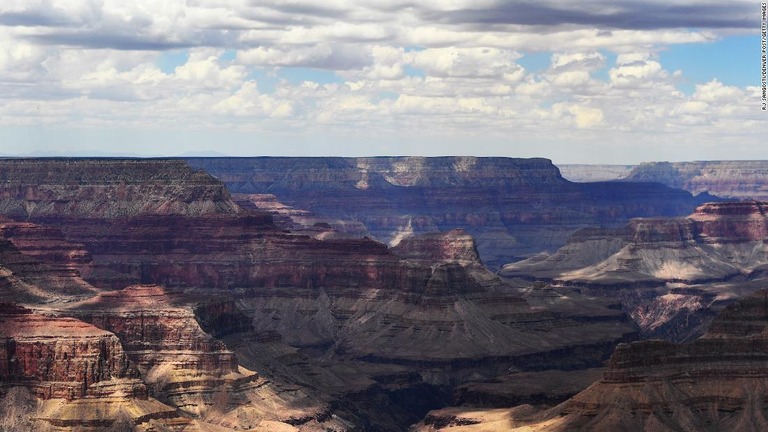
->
[0,158,652,430]
[68,285,239,377]
[233,193,370,239]
[624,160,768,200]
[0,237,97,304]
[533,288,768,431]
[0,303,145,402]
[187,157,708,267]
[502,201,768,342]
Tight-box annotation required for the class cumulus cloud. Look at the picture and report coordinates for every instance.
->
[0,0,763,162]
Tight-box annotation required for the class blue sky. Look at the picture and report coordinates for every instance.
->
[0,1,763,164]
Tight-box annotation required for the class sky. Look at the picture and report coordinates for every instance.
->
[0,0,764,164]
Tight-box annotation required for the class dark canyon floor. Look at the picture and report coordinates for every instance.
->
[1,157,768,431]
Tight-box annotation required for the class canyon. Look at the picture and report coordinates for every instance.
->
[1,157,766,431]
[560,160,768,201]
[623,161,768,201]
[502,201,768,342]
[415,288,768,431]
[187,157,710,268]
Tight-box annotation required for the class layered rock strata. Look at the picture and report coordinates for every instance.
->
[414,288,768,431]
[0,158,649,430]
[502,201,768,342]
[0,158,240,218]
[0,303,141,400]
[503,201,768,286]
[187,157,708,266]
[625,160,768,200]
[529,288,768,431]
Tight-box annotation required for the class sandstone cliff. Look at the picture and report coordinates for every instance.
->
[502,201,768,343]
[0,158,643,431]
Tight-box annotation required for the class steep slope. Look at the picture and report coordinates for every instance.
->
[414,288,768,431]
[0,158,240,218]
[503,202,768,286]
[625,160,768,200]
[187,157,708,267]
[502,201,768,343]
[0,303,186,431]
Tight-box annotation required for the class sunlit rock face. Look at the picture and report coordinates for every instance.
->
[624,160,768,200]
[0,303,141,401]
[547,288,768,431]
[187,156,708,267]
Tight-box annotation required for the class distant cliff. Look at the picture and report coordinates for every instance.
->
[187,157,709,267]
[0,158,240,218]
[624,160,768,200]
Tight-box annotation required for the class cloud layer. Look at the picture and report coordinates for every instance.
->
[0,0,762,162]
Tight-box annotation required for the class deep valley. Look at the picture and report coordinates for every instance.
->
[2,157,768,431]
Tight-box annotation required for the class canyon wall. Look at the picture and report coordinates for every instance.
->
[187,156,708,267]
[624,160,768,200]
[0,158,644,431]
[415,288,768,431]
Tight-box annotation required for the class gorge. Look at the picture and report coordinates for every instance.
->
[1,157,766,431]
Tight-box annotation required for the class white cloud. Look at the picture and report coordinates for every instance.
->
[0,0,763,162]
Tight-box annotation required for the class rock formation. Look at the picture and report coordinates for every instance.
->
[503,201,768,286]
[502,201,768,344]
[0,158,646,430]
[413,288,768,431]
[624,160,768,200]
[0,158,240,219]
[187,157,709,267]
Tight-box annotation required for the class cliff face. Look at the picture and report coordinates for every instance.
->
[500,201,768,344]
[0,303,141,401]
[415,288,768,432]
[187,157,707,267]
[546,288,768,431]
[0,158,240,218]
[504,201,768,286]
[625,160,768,200]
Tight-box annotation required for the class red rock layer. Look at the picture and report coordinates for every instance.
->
[690,201,768,243]
[68,285,238,376]
[0,304,143,401]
